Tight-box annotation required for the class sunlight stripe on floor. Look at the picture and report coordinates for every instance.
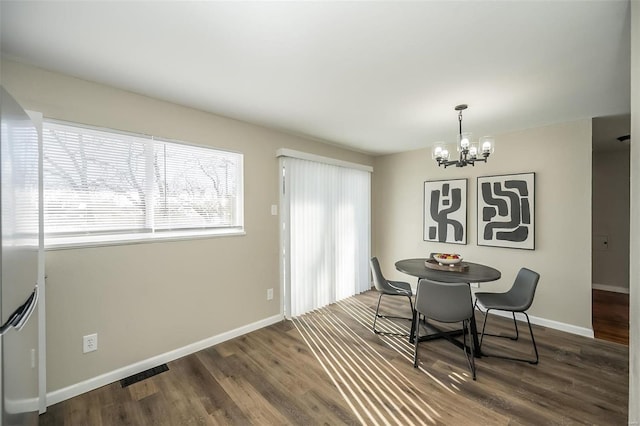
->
[337,297,470,391]
[292,303,450,424]
[311,311,428,424]
[294,315,386,425]
[291,315,369,425]
[312,307,440,420]
[300,314,416,425]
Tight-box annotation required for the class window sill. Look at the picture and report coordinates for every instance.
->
[45,228,246,250]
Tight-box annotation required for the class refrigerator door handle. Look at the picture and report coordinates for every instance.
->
[0,285,39,335]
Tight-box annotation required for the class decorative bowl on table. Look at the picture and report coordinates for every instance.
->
[432,253,463,266]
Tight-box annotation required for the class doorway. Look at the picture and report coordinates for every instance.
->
[591,115,630,345]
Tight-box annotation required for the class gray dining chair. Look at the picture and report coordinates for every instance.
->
[413,278,476,380]
[474,267,540,364]
[370,257,414,336]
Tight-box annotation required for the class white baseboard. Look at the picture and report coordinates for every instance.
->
[476,308,594,338]
[46,313,284,407]
[527,313,594,338]
[592,283,630,294]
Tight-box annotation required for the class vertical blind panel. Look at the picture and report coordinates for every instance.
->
[286,158,370,317]
[335,166,371,299]
[154,142,241,230]
[43,123,148,235]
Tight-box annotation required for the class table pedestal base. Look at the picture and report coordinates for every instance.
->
[409,312,482,357]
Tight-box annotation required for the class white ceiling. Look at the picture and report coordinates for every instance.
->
[0,1,631,155]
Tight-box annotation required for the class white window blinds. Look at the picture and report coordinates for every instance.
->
[42,121,243,245]
[154,142,241,230]
[43,124,148,235]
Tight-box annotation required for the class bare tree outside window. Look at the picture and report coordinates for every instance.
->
[42,121,243,244]
[154,143,239,230]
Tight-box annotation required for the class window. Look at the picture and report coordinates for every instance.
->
[43,120,243,247]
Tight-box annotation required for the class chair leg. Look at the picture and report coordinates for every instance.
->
[413,311,420,368]
[372,293,383,333]
[477,305,519,342]
[372,293,413,337]
[511,312,519,341]
[463,320,476,380]
[478,308,539,364]
[523,312,539,365]
[479,306,490,348]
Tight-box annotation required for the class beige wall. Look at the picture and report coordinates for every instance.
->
[592,149,630,290]
[373,120,593,330]
[629,0,639,422]
[0,60,374,393]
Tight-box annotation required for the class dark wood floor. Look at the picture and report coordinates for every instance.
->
[592,289,629,345]
[40,290,629,425]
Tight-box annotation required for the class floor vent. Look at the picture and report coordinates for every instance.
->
[120,364,169,388]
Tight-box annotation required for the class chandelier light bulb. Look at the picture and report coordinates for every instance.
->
[480,136,495,155]
[469,146,478,158]
[458,132,472,152]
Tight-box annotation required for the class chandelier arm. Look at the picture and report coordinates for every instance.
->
[440,159,458,168]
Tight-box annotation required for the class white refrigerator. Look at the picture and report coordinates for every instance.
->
[0,86,41,426]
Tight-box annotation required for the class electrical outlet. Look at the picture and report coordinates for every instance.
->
[83,333,98,353]
[267,288,274,300]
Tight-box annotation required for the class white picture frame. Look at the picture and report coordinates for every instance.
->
[477,172,535,250]
[423,179,467,245]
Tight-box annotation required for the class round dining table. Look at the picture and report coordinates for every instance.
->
[395,258,501,284]
[395,258,501,357]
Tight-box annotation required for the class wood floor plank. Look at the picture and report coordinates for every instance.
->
[127,379,159,402]
[296,388,361,425]
[135,393,172,426]
[170,354,250,424]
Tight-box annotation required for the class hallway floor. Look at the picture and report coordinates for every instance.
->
[592,289,629,345]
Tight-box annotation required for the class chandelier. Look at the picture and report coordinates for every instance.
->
[432,104,495,168]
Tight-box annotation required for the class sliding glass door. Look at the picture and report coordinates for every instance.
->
[280,154,371,317]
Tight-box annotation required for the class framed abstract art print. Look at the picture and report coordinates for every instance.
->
[423,179,467,245]
[477,172,535,250]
